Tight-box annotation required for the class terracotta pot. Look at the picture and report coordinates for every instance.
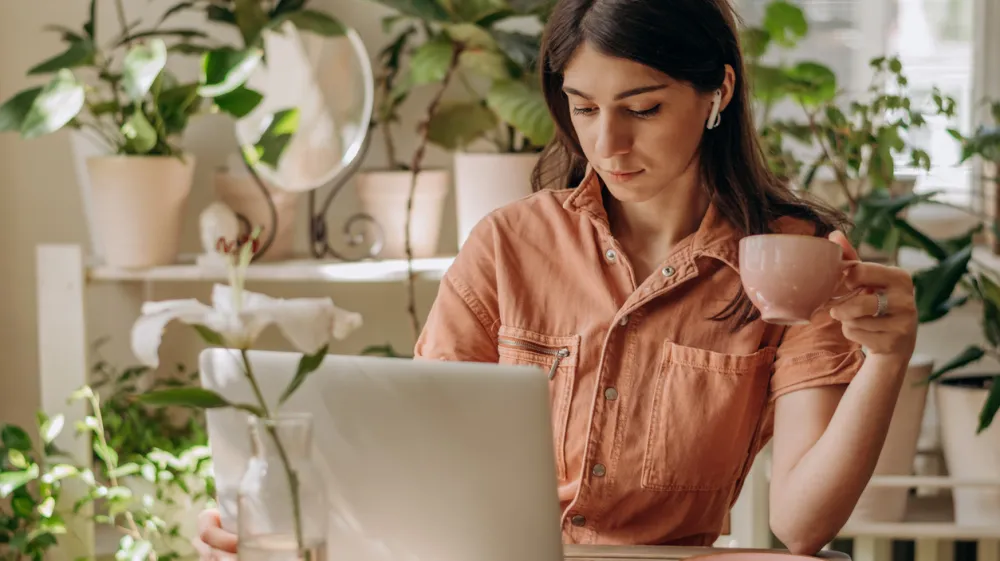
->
[848,355,933,523]
[214,170,301,261]
[454,152,539,249]
[937,375,1000,525]
[354,169,449,260]
[86,155,195,268]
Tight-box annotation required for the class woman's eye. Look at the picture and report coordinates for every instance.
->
[629,104,661,118]
[572,106,596,116]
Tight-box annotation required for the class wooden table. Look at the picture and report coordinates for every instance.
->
[563,545,852,561]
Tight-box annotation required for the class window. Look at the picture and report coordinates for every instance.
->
[738,0,977,206]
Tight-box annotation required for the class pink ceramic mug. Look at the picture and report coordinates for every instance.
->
[739,234,860,326]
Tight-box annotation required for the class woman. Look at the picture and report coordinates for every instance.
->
[196,0,917,556]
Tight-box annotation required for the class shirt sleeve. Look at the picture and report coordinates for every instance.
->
[413,217,500,363]
[769,308,866,401]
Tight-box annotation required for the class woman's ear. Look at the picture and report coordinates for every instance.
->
[719,64,736,112]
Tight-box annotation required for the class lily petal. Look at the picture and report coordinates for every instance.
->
[131,299,215,368]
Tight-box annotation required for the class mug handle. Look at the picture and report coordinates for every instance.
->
[827,259,864,303]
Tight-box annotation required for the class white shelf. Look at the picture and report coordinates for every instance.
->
[840,496,1000,540]
[87,256,456,284]
[867,475,1000,488]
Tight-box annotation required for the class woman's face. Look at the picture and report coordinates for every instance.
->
[562,42,733,203]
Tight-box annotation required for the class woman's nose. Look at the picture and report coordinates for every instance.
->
[594,115,632,158]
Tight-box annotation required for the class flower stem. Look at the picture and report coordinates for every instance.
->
[240,351,308,560]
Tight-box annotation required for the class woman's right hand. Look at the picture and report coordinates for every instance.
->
[194,508,238,561]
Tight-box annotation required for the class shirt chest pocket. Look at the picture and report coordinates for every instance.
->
[642,341,774,492]
[497,326,581,480]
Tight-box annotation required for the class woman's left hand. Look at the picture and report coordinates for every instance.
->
[826,231,918,359]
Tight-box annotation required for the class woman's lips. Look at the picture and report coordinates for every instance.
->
[604,169,643,182]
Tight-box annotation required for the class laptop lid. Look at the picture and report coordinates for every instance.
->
[200,348,565,561]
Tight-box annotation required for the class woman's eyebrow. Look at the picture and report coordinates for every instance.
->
[562,84,668,101]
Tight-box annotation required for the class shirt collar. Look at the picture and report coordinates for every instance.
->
[564,165,742,270]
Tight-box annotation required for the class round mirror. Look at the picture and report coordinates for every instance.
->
[235,22,374,193]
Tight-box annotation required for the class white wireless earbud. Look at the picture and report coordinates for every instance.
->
[706,89,722,130]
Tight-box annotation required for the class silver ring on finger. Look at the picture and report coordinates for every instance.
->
[873,291,889,318]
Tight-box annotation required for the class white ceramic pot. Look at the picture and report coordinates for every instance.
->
[937,376,1000,526]
[86,155,195,268]
[848,355,933,523]
[453,152,539,249]
[214,170,301,261]
[355,169,449,260]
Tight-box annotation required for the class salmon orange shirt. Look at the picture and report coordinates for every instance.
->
[414,168,865,546]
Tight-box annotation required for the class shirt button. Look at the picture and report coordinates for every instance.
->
[662,266,676,278]
[619,314,629,326]
[592,463,607,477]
[605,249,617,262]
[604,387,619,401]
[570,514,586,527]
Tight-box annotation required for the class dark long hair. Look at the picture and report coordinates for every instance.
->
[530,0,849,329]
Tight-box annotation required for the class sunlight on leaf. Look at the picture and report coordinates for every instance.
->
[20,70,85,139]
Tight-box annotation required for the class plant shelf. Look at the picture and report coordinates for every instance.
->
[86,255,457,284]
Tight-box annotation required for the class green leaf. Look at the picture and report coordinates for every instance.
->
[461,50,510,81]
[117,29,208,46]
[159,2,197,25]
[214,86,263,118]
[449,0,507,22]
[20,70,85,139]
[84,0,97,39]
[741,28,771,59]
[0,465,39,498]
[39,414,64,445]
[37,497,55,518]
[199,47,263,98]
[278,345,328,405]
[506,0,555,15]
[234,0,270,46]
[207,5,236,24]
[410,38,456,85]
[490,30,540,74]
[747,63,790,104]
[192,325,225,346]
[786,61,837,106]
[272,0,307,17]
[12,496,34,518]
[170,43,213,56]
[486,80,554,146]
[28,40,95,75]
[1,426,32,452]
[121,109,158,154]
[0,88,43,133]
[929,346,986,382]
[242,108,300,168]
[978,377,1000,433]
[281,10,347,36]
[108,463,140,479]
[139,388,232,409]
[373,0,450,21]
[40,464,77,484]
[43,25,85,43]
[426,101,497,150]
[123,39,168,101]
[762,0,808,46]
[6,450,28,470]
[912,245,973,323]
[445,23,496,48]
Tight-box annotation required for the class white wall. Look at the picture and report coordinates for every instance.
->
[0,0,457,429]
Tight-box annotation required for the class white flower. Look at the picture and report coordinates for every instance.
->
[131,284,363,368]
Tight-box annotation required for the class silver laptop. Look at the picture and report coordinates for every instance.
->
[199,348,565,561]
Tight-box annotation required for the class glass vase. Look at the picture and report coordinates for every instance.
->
[238,413,328,561]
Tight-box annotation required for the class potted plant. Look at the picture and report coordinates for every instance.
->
[742,1,974,524]
[0,0,217,268]
[370,0,556,249]
[353,18,451,260]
